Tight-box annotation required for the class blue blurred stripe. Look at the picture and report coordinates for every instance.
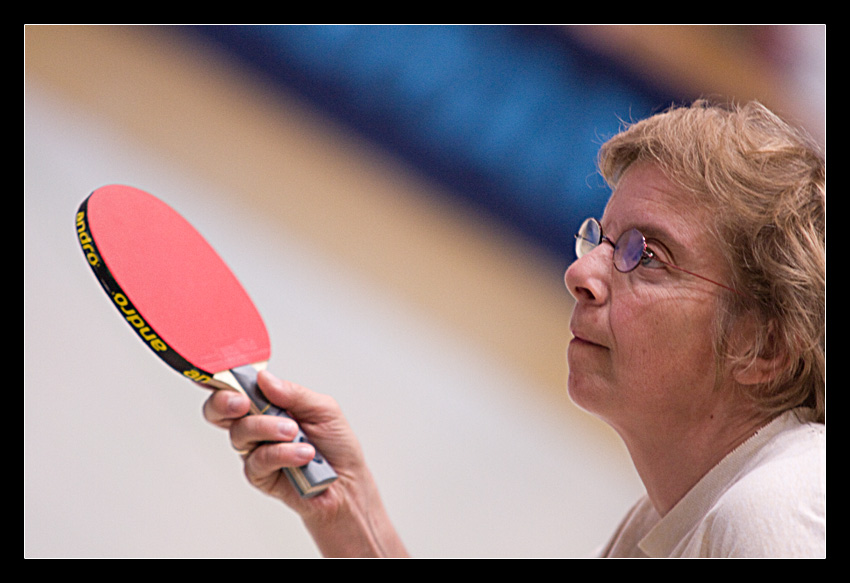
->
[184,25,675,265]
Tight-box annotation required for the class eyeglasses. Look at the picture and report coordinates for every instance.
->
[574,217,747,296]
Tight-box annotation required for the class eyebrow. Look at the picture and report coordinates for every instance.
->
[602,218,677,244]
[634,222,676,243]
[604,219,684,261]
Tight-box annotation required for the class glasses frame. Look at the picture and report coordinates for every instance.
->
[574,217,748,297]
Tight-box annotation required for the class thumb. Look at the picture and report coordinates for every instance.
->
[256,370,339,424]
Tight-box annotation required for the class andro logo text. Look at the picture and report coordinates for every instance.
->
[75,211,100,267]
[111,292,168,353]
[183,369,212,383]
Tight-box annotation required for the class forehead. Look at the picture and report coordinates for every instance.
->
[602,163,710,246]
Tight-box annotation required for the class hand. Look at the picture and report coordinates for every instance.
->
[203,370,407,557]
[203,370,363,513]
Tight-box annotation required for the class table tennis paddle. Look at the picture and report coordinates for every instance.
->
[75,184,337,498]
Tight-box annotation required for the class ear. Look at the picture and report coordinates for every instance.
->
[731,317,790,387]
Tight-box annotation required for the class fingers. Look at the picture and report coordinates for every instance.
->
[256,369,341,424]
[202,374,320,462]
[229,414,298,454]
[202,370,354,501]
[229,413,318,495]
[243,439,316,491]
[202,389,251,429]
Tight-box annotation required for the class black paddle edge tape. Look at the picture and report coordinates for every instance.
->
[75,191,215,384]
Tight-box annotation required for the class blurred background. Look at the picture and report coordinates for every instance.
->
[24,25,825,557]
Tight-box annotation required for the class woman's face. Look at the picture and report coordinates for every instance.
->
[564,163,734,437]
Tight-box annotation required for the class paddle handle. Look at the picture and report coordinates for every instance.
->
[228,365,338,498]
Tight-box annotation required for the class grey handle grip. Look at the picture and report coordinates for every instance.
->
[230,365,338,498]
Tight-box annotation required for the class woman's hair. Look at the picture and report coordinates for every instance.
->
[598,99,825,423]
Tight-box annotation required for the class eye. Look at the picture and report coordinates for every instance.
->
[639,245,667,269]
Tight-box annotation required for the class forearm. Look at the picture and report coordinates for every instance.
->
[205,373,407,557]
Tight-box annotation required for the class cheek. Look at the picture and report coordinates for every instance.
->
[610,295,718,385]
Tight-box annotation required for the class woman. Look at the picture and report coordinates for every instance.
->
[203,100,825,557]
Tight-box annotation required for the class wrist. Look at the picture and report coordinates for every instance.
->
[303,471,408,558]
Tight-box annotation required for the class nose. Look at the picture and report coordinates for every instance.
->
[564,246,609,304]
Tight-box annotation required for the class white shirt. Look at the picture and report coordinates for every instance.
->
[601,408,826,558]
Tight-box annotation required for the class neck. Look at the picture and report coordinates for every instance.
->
[614,401,772,516]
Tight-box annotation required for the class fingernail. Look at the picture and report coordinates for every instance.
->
[295,443,315,462]
[227,394,245,413]
[277,418,297,437]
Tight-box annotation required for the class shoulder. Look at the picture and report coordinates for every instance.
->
[702,414,825,557]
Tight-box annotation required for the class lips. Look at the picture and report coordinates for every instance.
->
[569,321,608,349]
[570,334,606,349]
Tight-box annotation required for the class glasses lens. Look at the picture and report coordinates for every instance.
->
[575,218,601,259]
[613,228,646,272]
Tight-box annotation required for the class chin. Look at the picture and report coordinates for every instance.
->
[566,372,604,415]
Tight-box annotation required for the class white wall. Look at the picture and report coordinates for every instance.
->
[24,26,643,557]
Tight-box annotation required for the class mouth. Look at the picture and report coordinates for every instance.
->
[569,328,607,350]
[570,336,603,349]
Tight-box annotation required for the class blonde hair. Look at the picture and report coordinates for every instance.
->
[598,100,825,423]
